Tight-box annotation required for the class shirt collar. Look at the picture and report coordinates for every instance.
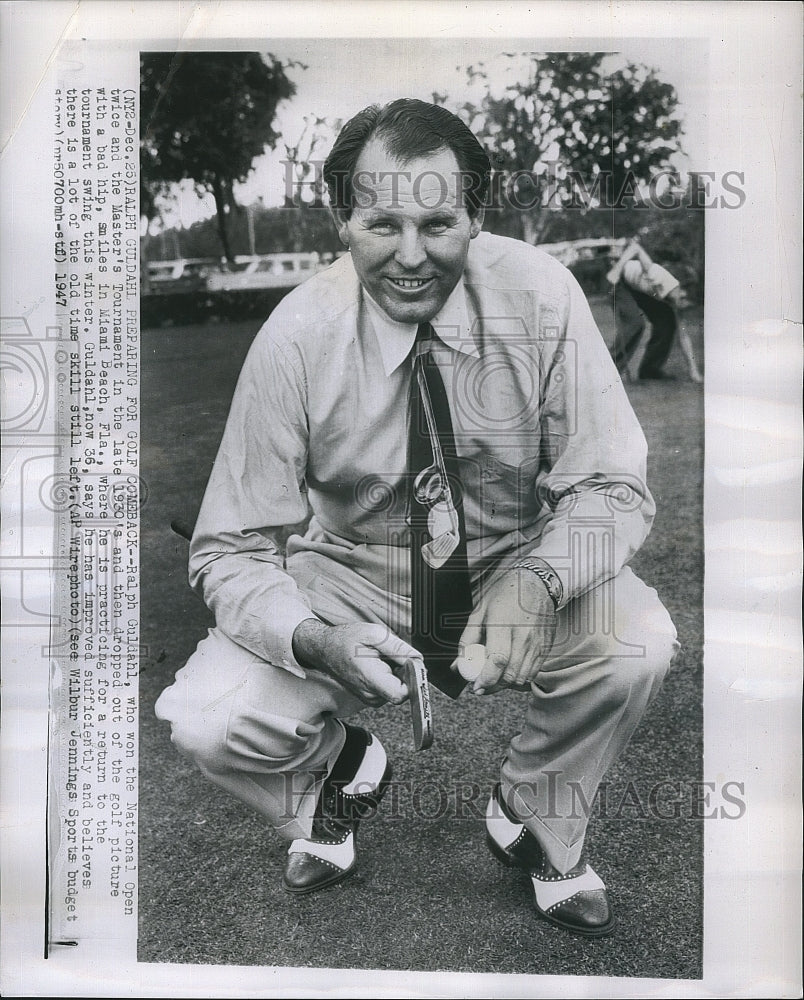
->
[363,277,480,376]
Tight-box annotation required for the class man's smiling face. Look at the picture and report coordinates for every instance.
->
[334,139,484,324]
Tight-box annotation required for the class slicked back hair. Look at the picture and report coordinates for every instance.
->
[324,99,491,219]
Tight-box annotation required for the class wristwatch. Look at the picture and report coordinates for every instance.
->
[511,556,563,610]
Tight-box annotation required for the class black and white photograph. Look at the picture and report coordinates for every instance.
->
[0,3,801,997]
[138,38,707,977]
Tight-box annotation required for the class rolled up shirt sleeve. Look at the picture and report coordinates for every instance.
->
[188,322,317,675]
[522,271,655,608]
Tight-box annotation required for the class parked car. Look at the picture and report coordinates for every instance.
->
[537,238,628,294]
[205,252,322,292]
[145,258,217,295]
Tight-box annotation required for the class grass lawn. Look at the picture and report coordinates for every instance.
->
[137,294,703,979]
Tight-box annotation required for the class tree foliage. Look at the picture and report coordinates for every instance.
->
[441,52,684,244]
[140,52,297,260]
[145,203,341,261]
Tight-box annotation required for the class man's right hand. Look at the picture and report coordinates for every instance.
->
[291,618,414,706]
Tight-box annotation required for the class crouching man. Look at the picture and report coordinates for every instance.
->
[156,99,678,937]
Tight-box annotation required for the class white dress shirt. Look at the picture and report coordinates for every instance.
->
[189,233,655,674]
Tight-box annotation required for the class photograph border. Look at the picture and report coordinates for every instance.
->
[1,2,801,997]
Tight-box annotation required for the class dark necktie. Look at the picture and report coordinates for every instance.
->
[408,323,474,698]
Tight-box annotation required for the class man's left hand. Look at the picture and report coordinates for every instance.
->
[455,569,558,694]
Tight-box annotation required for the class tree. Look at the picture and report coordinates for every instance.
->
[442,52,684,244]
[281,114,342,209]
[149,202,341,260]
[141,52,297,261]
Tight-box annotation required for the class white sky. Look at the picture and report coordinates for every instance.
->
[160,36,709,230]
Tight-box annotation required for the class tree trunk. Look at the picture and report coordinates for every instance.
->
[520,210,551,246]
[211,176,234,263]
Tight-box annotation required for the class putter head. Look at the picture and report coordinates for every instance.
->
[421,500,460,568]
[421,529,459,568]
[403,657,433,751]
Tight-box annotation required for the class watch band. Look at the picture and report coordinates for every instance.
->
[511,556,563,610]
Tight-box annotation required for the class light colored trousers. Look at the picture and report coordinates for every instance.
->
[155,565,677,873]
